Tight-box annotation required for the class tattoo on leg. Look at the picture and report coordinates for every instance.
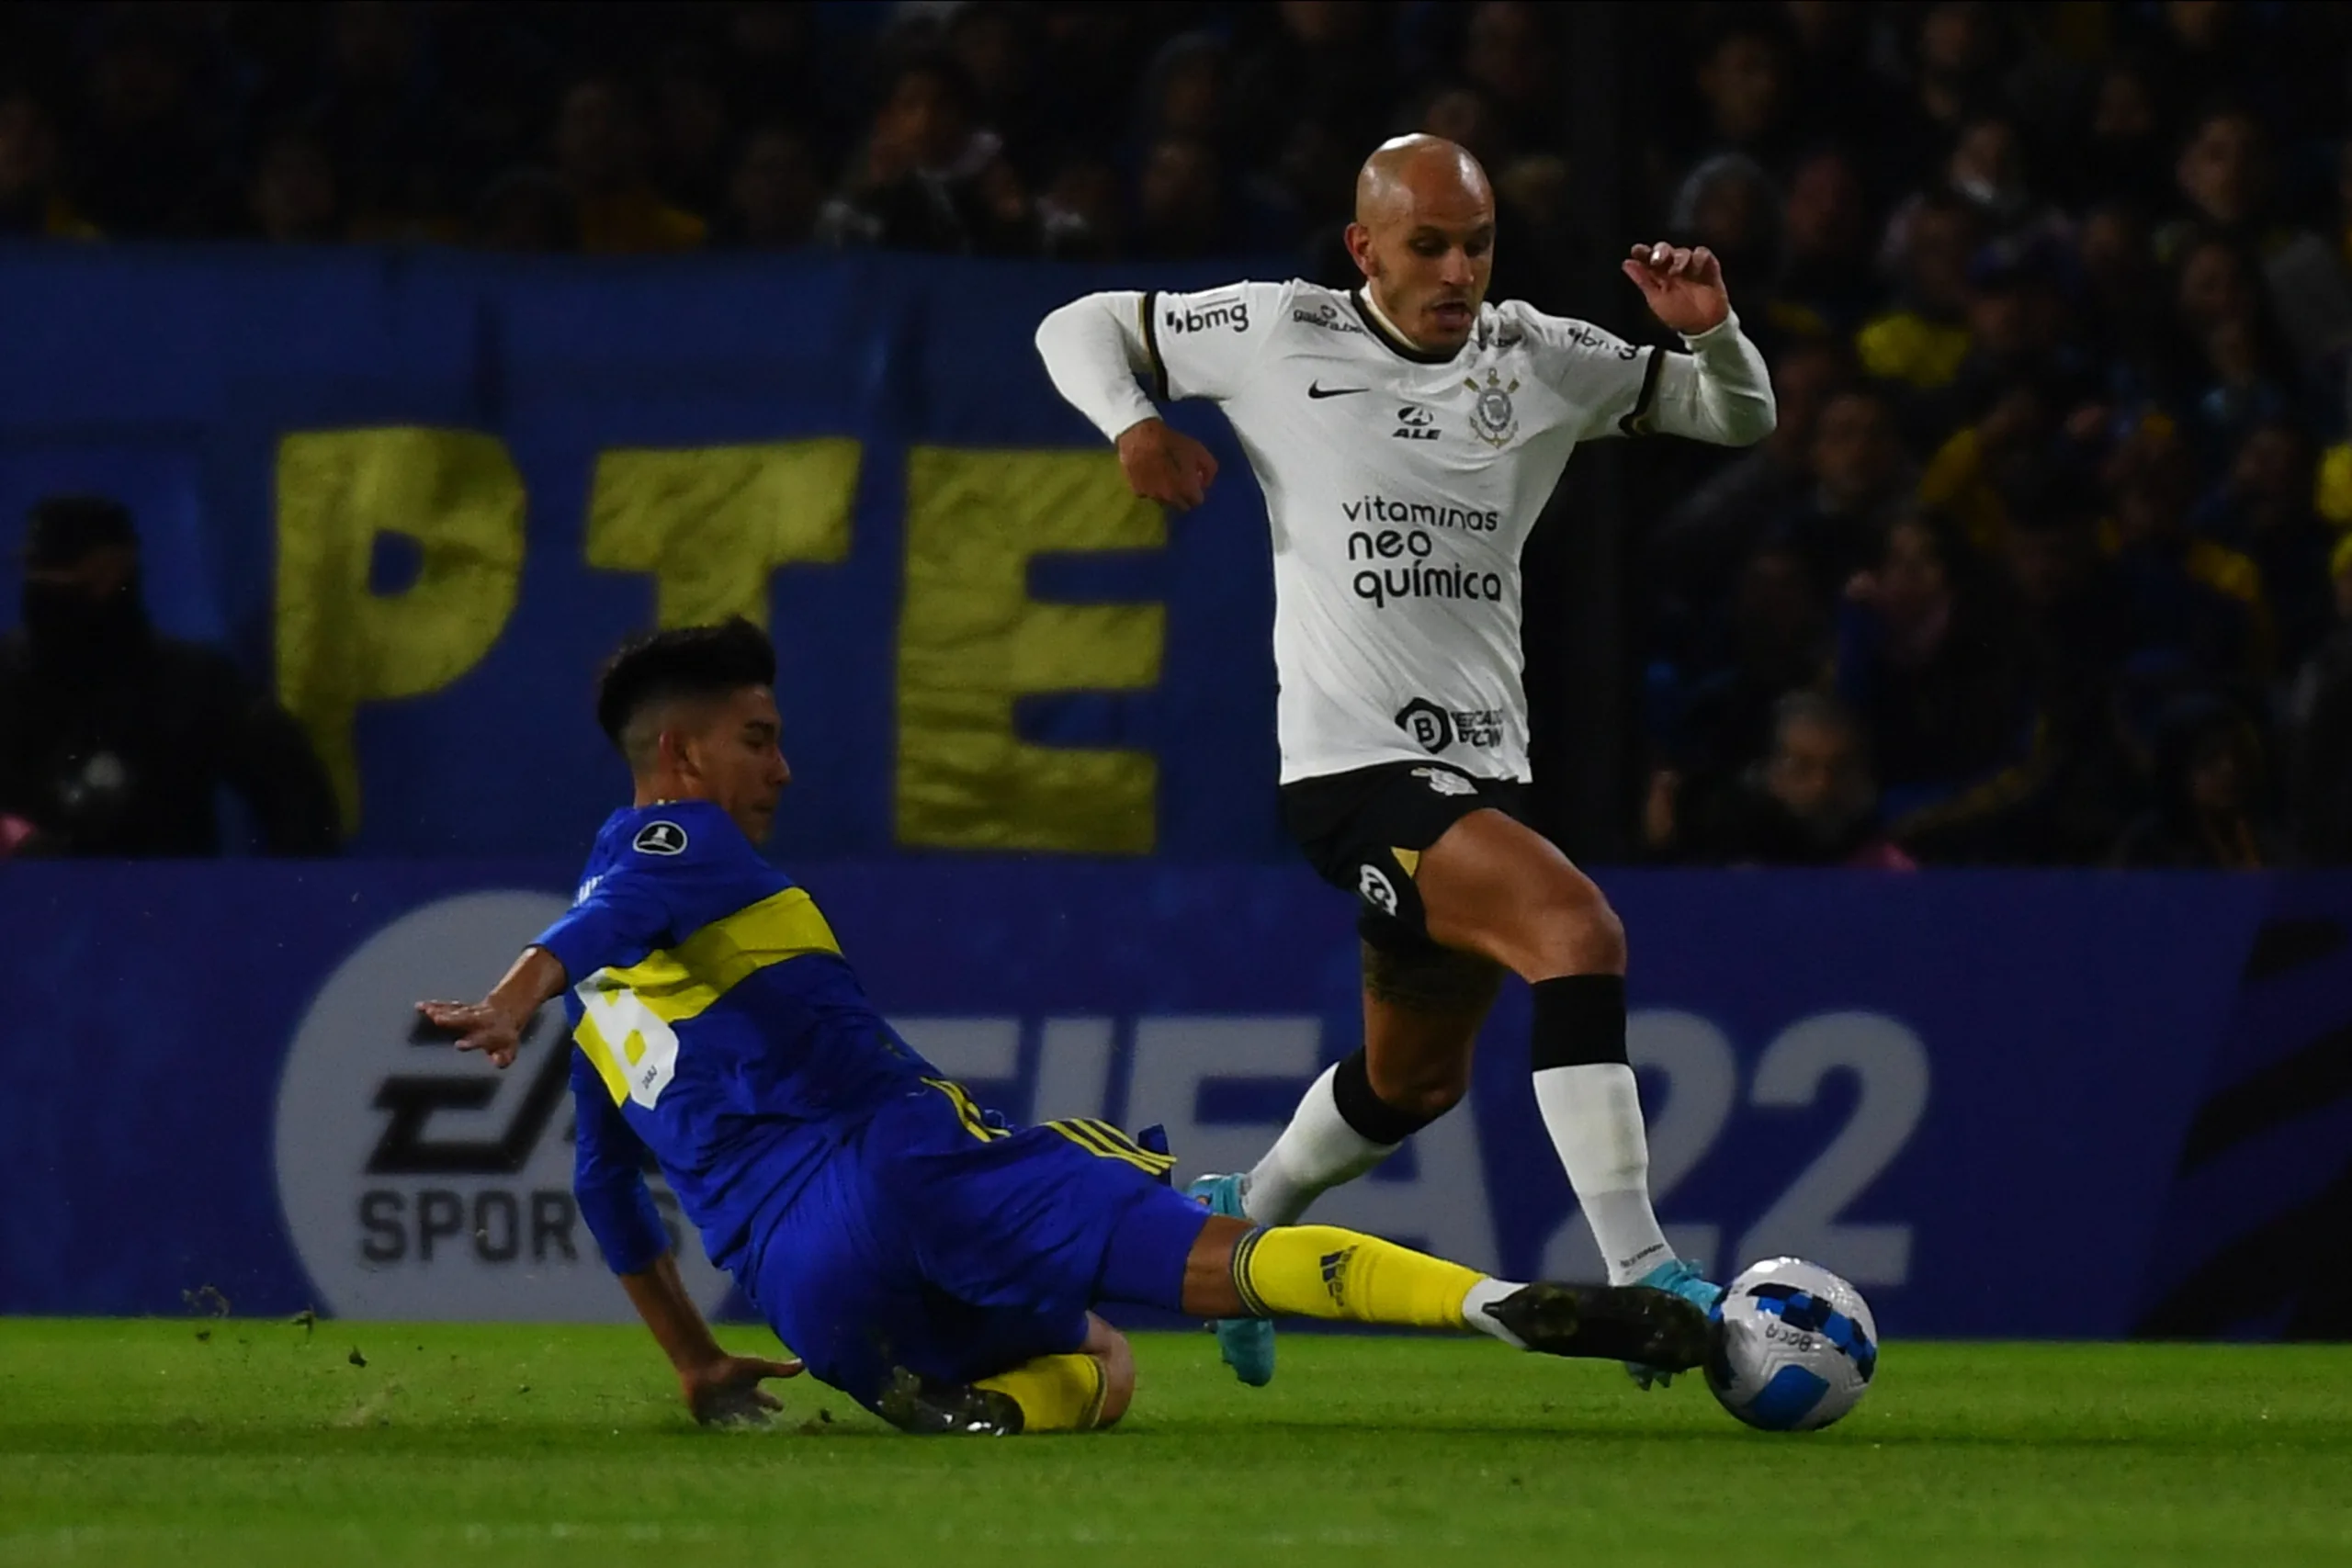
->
[1362,939,1506,1016]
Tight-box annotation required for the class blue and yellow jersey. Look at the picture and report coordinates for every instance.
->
[533,801,938,1279]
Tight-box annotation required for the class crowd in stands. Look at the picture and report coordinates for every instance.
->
[2,1,2348,865]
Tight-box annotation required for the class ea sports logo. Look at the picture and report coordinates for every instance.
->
[1358,863,1400,915]
[272,891,731,1322]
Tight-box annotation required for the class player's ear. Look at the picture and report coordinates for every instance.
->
[1343,222,1377,278]
[656,722,697,781]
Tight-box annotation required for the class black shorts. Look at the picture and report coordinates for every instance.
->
[1280,761,1527,953]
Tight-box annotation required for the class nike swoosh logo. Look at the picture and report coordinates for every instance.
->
[1306,382,1368,399]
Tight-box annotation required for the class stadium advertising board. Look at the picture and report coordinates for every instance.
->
[6,863,2345,1339]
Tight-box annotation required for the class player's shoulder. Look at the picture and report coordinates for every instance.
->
[1152,277,1317,342]
[594,801,771,878]
[1482,298,1647,367]
[1278,280,1373,341]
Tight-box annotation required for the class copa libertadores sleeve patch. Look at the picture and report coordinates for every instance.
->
[632,820,690,856]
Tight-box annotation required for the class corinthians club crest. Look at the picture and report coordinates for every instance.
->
[1464,368,1520,447]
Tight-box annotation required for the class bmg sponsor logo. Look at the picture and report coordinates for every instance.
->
[274,891,731,1322]
[1164,297,1250,334]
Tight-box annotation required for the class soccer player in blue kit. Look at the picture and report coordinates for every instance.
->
[418,620,1709,1433]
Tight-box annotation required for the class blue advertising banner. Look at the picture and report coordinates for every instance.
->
[8,862,2346,1339]
[0,248,1292,862]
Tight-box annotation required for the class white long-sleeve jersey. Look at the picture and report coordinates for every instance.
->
[1035,279,1775,784]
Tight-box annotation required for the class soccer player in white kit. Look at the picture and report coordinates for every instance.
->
[1035,134,1776,1388]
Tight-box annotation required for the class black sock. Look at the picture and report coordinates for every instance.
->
[1529,974,1628,1071]
[1329,1047,1442,1145]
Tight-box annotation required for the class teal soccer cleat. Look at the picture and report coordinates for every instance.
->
[1187,1173,1275,1387]
[1623,1257,1725,1390]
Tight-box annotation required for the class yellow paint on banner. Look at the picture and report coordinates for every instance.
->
[586,440,860,627]
[275,428,525,831]
[897,447,1164,853]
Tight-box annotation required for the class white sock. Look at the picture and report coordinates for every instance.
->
[1240,1063,1399,1225]
[1532,1062,1673,1284]
[1462,1276,1531,1346]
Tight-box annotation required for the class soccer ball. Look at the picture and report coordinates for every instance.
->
[1704,1257,1879,1432]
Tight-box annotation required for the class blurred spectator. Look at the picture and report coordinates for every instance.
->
[472,165,577,253]
[1132,31,1229,156]
[1668,153,1781,307]
[554,76,707,254]
[1037,151,1124,262]
[1836,513,2038,858]
[73,14,219,237]
[2062,58,2170,213]
[2165,106,2281,260]
[1899,2,2008,166]
[0,497,340,857]
[2285,535,2352,863]
[1652,334,1852,611]
[718,0,820,119]
[2077,203,2166,394]
[710,123,823,250]
[647,46,735,220]
[818,53,1030,254]
[308,0,446,241]
[950,3,1043,166]
[247,127,343,243]
[1690,24,1797,175]
[2109,694,2282,867]
[715,125,823,249]
[1648,538,1833,802]
[1773,385,1916,600]
[1650,692,1915,869]
[1944,114,2048,245]
[2106,419,2271,686]
[0,90,96,238]
[2191,422,2339,671]
[1771,149,1875,339]
[1998,494,2143,862]
[1859,192,1980,395]
[1228,2,1394,173]
[1131,136,1230,261]
[1458,3,1560,160]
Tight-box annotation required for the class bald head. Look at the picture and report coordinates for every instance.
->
[1353,134,1491,226]
[1344,135,1496,355]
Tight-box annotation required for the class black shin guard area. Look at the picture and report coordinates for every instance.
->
[1529,975,1628,1070]
[1330,1048,1440,1146]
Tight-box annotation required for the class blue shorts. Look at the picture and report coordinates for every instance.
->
[741,1080,1211,1412]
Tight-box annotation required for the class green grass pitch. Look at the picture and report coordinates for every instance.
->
[3,1319,2348,1567]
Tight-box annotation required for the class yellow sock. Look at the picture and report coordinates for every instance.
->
[1231,1224,1480,1330]
[973,1353,1109,1433]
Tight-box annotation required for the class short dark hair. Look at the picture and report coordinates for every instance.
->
[594,617,776,756]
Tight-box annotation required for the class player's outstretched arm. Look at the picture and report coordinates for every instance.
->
[620,1252,805,1426]
[1620,241,1776,447]
[414,945,569,1068]
[1035,292,1220,510]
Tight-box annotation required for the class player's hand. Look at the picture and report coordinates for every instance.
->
[682,1352,806,1427]
[1116,418,1218,512]
[1622,242,1731,336]
[414,999,526,1068]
